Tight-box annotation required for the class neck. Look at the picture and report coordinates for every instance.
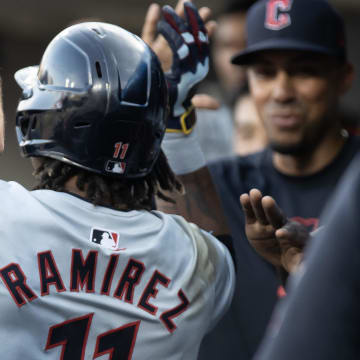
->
[64,176,88,198]
[272,129,348,176]
[64,176,130,210]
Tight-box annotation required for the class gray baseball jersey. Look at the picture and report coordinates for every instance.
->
[0,180,235,360]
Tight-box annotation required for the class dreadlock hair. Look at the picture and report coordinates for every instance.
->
[32,150,183,211]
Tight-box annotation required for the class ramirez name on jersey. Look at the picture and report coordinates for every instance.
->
[0,247,189,333]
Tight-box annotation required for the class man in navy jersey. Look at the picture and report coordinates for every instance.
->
[201,0,359,358]
[253,151,360,359]
[143,0,360,358]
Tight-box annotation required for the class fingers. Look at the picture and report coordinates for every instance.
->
[281,247,303,273]
[239,188,306,273]
[157,17,184,55]
[141,3,161,45]
[198,6,212,23]
[158,1,210,77]
[205,20,217,37]
[174,0,189,16]
[275,227,290,241]
[197,6,217,37]
[157,5,188,72]
[174,2,216,37]
[276,221,310,248]
[249,189,268,225]
[191,94,220,109]
[240,189,268,225]
[184,2,207,35]
[262,196,286,228]
[240,193,256,225]
[183,2,210,61]
[241,189,287,228]
[162,5,188,33]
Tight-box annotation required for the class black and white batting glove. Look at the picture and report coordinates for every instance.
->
[158,2,209,135]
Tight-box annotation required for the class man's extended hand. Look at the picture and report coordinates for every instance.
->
[240,189,309,273]
[141,1,219,110]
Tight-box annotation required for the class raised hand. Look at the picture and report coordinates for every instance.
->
[141,1,219,111]
[240,189,286,267]
[240,189,309,273]
[158,2,210,135]
[141,3,171,70]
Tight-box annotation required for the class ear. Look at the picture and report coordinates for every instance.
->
[338,62,355,95]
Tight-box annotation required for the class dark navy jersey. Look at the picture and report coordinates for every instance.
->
[198,136,360,360]
[256,151,360,360]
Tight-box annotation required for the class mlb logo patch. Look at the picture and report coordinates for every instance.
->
[90,228,125,251]
[105,160,126,174]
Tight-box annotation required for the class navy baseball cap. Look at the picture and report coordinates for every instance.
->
[232,0,347,65]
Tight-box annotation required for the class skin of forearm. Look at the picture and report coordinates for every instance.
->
[156,167,230,237]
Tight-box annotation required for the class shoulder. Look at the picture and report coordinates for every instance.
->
[209,151,265,175]
[0,180,29,198]
[0,180,36,214]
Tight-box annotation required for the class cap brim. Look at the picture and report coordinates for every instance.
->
[231,39,340,65]
[14,66,39,90]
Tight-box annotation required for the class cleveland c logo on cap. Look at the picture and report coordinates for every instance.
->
[265,0,293,30]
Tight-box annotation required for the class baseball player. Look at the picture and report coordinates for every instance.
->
[0,3,235,359]
[146,0,360,359]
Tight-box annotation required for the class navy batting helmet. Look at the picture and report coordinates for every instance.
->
[15,22,168,178]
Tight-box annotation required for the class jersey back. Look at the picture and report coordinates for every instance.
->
[0,181,235,360]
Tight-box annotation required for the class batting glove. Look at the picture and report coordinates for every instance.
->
[158,2,209,135]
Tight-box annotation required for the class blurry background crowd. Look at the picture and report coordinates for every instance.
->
[1,0,360,186]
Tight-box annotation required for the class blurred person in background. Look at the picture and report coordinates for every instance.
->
[245,151,360,360]
[197,0,359,358]
[196,0,256,162]
[170,0,358,358]
[208,0,254,99]
[142,0,359,358]
[233,85,268,155]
